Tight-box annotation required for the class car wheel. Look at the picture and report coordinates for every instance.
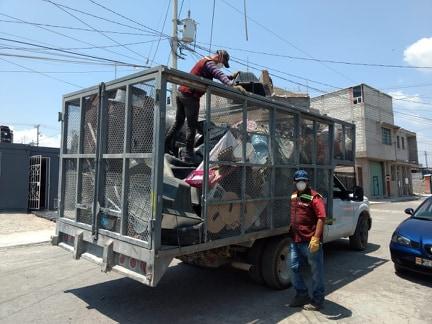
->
[349,214,369,251]
[261,236,292,290]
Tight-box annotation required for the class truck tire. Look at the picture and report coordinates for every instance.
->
[349,214,369,251]
[261,236,292,290]
[247,239,267,284]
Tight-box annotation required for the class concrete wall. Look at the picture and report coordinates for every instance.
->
[0,143,59,211]
[311,88,367,155]
[0,145,30,211]
[311,84,419,198]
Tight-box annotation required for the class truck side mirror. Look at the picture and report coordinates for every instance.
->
[404,208,414,215]
[352,186,364,201]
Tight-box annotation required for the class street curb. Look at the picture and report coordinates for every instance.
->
[0,240,51,250]
[369,196,423,205]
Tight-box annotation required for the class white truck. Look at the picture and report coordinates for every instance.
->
[52,66,371,289]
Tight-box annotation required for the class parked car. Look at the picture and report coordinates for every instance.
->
[390,197,432,275]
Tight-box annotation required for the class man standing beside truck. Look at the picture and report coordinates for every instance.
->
[289,170,326,311]
[165,49,243,162]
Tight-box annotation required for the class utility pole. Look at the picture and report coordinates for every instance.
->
[425,151,429,169]
[171,0,178,71]
[35,124,40,146]
[171,0,178,102]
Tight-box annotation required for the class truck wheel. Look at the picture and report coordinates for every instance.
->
[349,214,369,251]
[247,239,266,284]
[261,236,292,290]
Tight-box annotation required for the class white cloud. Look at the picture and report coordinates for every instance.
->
[11,127,60,147]
[404,37,432,69]
[388,90,424,110]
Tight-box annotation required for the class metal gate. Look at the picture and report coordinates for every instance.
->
[59,76,158,249]
[29,155,42,210]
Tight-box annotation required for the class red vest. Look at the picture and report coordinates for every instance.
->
[178,57,212,98]
[290,189,325,242]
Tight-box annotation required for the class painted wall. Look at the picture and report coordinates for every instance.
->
[0,143,59,211]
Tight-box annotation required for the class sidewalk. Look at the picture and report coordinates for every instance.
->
[0,213,55,248]
[369,194,430,205]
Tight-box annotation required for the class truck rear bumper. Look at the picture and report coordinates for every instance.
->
[54,219,157,286]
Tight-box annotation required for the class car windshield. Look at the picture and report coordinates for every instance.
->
[413,199,432,220]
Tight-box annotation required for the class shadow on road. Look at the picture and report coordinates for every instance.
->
[65,239,385,323]
[395,269,432,288]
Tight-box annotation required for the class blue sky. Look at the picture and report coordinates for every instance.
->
[0,0,431,164]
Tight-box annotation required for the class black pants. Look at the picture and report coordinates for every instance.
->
[165,92,200,155]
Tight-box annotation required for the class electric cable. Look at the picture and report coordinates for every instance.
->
[0,18,155,36]
[219,0,356,83]
[150,0,172,65]
[0,12,147,64]
[45,0,152,63]
[0,56,82,88]
[196,40,432,70]
[0,37,147,67]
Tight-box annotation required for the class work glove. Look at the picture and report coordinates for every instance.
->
[228,71,240,80]
[308,236,320,253]
[233,84,247,94]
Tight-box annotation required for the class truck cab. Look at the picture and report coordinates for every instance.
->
[325,173,371,249]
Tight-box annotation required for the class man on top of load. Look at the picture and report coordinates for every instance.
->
[165,49,243,162]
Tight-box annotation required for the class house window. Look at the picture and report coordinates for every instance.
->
[401,137,405,150]
[397,136,400,149]
[382,127,392,145]
[352,85,362,104]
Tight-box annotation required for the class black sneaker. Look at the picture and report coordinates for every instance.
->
[289,295,311,307]
[303,301,324,311]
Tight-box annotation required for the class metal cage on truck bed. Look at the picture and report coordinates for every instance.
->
[53,66,355,286]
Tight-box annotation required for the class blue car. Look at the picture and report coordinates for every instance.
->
[390,197,432,275]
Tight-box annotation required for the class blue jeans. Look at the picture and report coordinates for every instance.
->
[290,242,325,304]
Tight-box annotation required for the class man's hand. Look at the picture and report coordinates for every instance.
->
[308,236,320,253]
[233,84,247,94]
[228,71,240,80]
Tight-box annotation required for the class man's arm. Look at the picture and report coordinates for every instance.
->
[205,61,233,86]
[314,218,324,239]
[311,196,326,239]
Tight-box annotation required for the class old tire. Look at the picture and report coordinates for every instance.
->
[261,236,292,290]
[349,214,369,251]
[247,239,267,284]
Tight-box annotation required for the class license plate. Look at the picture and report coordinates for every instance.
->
[415,257,432,268]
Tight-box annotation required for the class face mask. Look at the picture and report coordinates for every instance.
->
[296,181,307,192]
[216,63,224,68]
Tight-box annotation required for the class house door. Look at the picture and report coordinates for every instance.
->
[28,155,42,210]
[370,161,383,197]
[372,176,380,196]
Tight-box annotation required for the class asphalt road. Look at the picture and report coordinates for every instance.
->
[1,199,431,323]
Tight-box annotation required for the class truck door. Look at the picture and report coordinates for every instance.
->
[326,177,354,241]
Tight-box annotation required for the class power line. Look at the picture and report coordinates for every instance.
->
[87,0,170,38]
[0,13,146,64]
[193,42,432,109]
[196,40,432,70]
[0,56,82,88]
[188,43,432,128]
[381,83,432,90]
[209,0,216,54]
[0,37,147,67]
[0,18,155,36]
[0,69,136,74]
[44,0,152,63]
[150,0,171,65]
[0,52,122,65]
[219,0,355,83]
[0,38,165,52]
